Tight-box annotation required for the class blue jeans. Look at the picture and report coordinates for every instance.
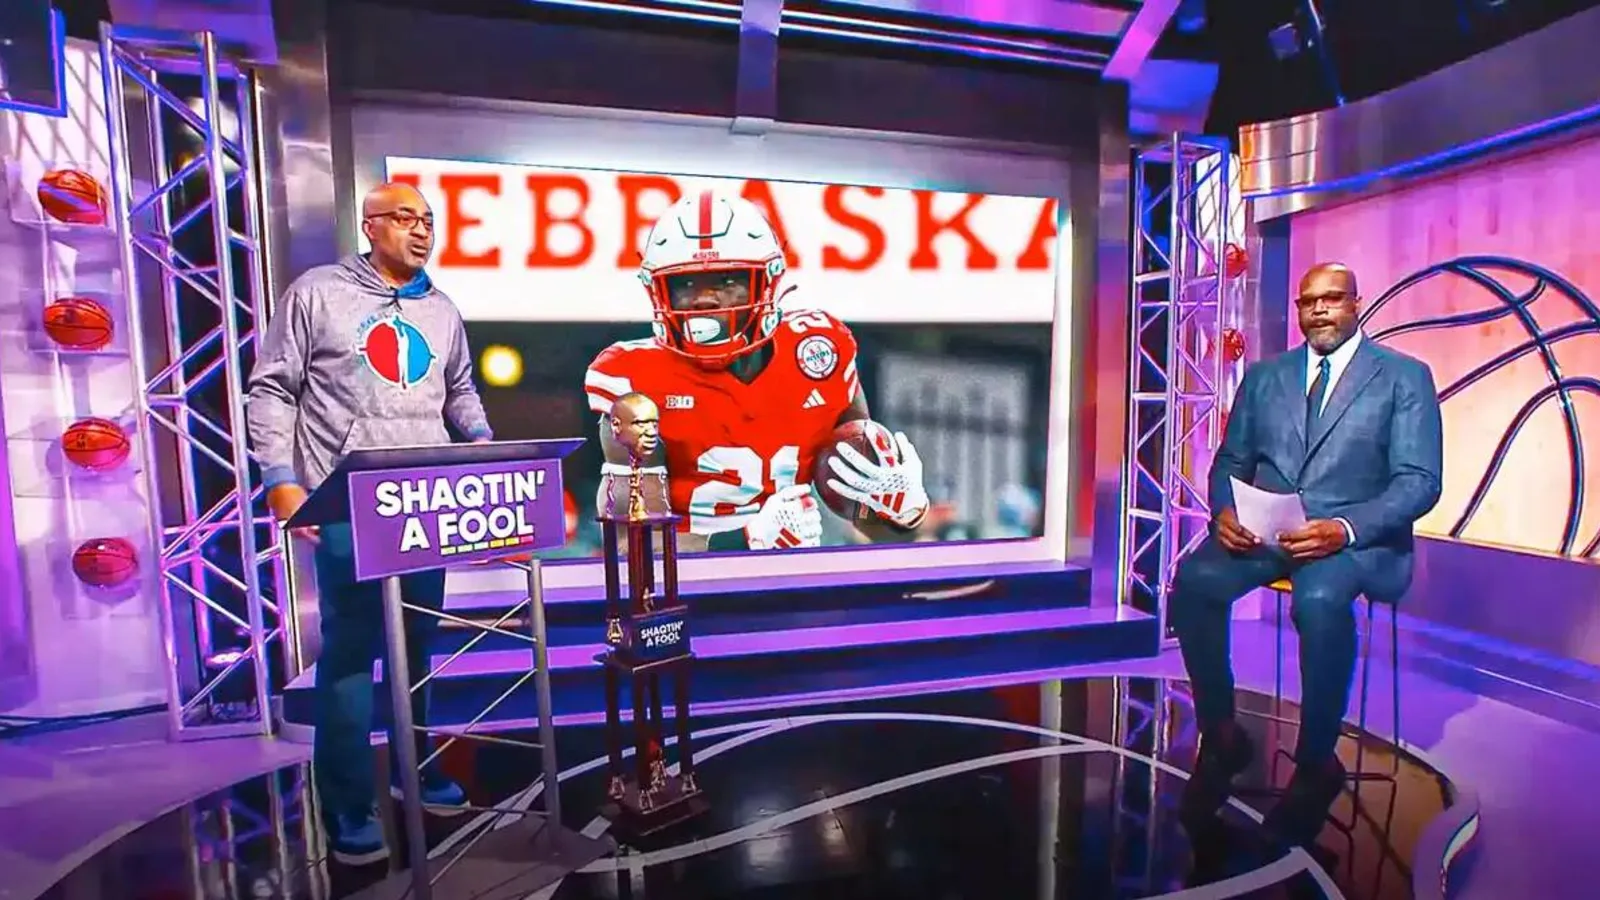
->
[1168,538,1361,765]
[312,522,446,822]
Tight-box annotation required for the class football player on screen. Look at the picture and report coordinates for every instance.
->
[583,190,929,552]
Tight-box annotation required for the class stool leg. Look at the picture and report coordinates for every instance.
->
[1272,590,1286,784]
[1354,602,1375,782]
[1390,605,1402,778]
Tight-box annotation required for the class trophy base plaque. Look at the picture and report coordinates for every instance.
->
[600,770,711,839]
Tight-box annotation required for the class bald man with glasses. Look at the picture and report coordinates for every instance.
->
[247,182,493,866]
[1170,263,1442,849]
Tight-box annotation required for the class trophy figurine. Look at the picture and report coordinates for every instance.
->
[595,392,705,836]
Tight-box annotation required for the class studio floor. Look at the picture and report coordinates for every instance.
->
[4,617,1597,900]
[34,677,1441,900]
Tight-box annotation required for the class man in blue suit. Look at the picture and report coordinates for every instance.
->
[1172,262,1443,843]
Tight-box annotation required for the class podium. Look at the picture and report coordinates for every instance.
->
[289,439,613,899]
[595,505,708,837]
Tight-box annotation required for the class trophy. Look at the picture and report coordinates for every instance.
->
[595,392,706,836]
[598,394,669,526]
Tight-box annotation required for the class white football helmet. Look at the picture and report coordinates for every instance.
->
[638,190,789,367]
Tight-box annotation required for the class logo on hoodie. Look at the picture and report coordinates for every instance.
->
[357,313,435,390]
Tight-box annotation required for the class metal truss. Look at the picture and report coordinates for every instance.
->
[1103,676,1179,891]
[100,27,284,739]
[1118,135,1233,646]
[180,766,309,899]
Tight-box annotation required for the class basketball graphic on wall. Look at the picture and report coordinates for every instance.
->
[36,169,108,226]
[42,297,115,350]
[72,537,140,588]
[62,418,132,472]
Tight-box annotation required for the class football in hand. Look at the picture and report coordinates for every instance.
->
[813,418,897,522]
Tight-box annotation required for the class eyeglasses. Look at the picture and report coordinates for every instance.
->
[367,210,434,232]
[1294,292,1352,311]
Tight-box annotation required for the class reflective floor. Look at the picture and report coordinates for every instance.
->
[39,677,1452,900]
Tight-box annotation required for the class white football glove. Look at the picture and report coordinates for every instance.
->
[744,484,823,550]
[825,430,930,530]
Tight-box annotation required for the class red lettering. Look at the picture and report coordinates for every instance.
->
[820,185,885,271]
[1015,199,1058,270]
[909,191,998,271]
[389,173,420,188]
[615,175,682,267]
[739,180,801,268]
[435,173,501,268]
[525,174,593,268]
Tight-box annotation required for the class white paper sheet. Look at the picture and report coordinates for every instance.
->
[1229,477,1308,540]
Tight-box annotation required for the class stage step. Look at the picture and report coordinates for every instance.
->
[430,588,1086,655]
[279,563,1157,730]
[441,559,1085,623]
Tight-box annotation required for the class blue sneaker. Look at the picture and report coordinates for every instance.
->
[327,809,389,866]
[389,772,468,818]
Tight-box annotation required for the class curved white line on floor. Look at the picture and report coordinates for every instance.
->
[428,718,781,860]
[510,710,1342,899]
[575,743,1105,871]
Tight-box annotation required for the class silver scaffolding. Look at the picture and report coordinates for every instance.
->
[1118,135,1233,645]
[345,557,615,900]
[99,27,284,740]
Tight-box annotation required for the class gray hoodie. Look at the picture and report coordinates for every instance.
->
[246,254,492,492]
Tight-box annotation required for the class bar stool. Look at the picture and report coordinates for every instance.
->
[1260,578,1402,826]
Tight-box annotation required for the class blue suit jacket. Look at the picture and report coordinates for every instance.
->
[1209,338,1444,602]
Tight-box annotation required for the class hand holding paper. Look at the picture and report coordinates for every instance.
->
[1228,477,1307,544]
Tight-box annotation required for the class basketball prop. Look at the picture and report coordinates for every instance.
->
[1223,242,1249,279]
[1221,327,1247,363]
[36,169,108,226]
[71,537,140,588]
[813,418,896,522]
[61,418,132,472]
[42,297,114,350]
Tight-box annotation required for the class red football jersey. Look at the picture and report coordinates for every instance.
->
[584,308,861,535]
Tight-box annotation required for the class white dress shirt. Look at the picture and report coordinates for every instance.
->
[1304,330,1362,547]
[1306,330,1362,413]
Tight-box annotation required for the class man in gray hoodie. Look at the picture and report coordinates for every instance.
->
[247,182,492,865]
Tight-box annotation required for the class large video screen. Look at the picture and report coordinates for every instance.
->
[385,157,1062,558]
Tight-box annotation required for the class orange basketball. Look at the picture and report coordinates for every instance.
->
[43,297,114,350]
[37,169,108,225]
[1224,242,1249,279]
[72,537,140,588]
[62,418,131,471]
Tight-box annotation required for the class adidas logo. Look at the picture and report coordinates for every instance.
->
[802,389,825,409]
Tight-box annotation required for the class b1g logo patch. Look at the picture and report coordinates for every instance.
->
[796,335,838,380]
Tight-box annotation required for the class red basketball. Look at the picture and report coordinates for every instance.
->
[37,169,108,225]
[72,537,140,588]
[43,297,114,350]
[813,418,897,522]
[1223,242,1249,279]
[1221,327,1247,363]
[62,418,131,471]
